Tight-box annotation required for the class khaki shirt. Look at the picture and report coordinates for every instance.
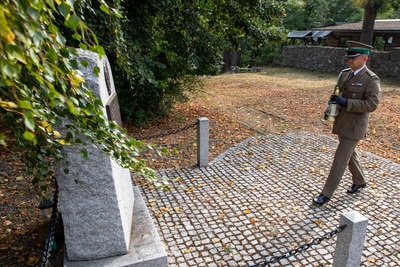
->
[332,67,381,140]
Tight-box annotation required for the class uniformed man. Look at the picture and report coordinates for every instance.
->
[313,40,381,205]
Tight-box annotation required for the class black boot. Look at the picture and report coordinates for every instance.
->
[312,194,330,205]
[346,183,366,194]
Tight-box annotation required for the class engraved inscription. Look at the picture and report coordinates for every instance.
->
[105,93,123,128]
[103,61,112,96]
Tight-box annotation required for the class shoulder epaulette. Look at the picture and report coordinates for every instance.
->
[342,68,351,73]
[366,69,377,77]
[338,68,351,81]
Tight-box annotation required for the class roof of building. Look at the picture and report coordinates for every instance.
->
[287,30,332,41]
[287,31,311,38]
[313,19,400,32]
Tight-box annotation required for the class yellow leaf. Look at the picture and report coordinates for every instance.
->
[184,248,191,253]
[367,258,376,263]
[250,218,259,223]
[53,130,61,138]
[160,207,170,212]
[25,255,40,265]
[187,187,194,194]
[7,101,18,108]
[243,209,251,214]
[16,176,24,181]
[58,139,66,145]
[212,238,220,243]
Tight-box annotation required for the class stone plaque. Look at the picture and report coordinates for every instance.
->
[106,93,123,128]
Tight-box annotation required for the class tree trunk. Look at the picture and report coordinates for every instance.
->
[222,49,241,73]
[360,3,378,45]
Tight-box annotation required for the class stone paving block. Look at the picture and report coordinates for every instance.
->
[138,132,400,266]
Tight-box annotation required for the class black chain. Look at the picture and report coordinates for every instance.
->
[40,181,60,267]
[135,121,198,140]
[249,224,347,267]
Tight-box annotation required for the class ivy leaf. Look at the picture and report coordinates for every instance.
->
[58,2,71,18]
[0,9,15,43]
[65,14,80,30]
[2,64,17,77]
[23,131,35,142]
[56,32,66,46]
[23,110,35,132]
[100,4,110,15]
[19,100,32,110]
[27,6,40,21]
[66,0,75,9]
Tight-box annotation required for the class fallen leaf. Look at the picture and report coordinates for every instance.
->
[315,219,325,228]
[250,218,259,223]
[3,220,12,227]
[187,187,194,194]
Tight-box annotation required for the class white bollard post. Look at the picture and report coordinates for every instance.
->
[197,117,209,167]
[333,211,368,267]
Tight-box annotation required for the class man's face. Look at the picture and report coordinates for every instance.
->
[347,54,368,71]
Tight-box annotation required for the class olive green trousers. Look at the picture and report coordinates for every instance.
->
[322,136,366,198]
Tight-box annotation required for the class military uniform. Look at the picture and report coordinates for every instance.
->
[314,40,382,204]
[321,66,381,198]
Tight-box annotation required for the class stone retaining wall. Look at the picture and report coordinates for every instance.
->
[281,45,400,80]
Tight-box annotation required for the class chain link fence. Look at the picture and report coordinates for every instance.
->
[39,181,60,267]
[37,122,199,266]
[37,120,360,267]
[249,224,347,267]
[135,121,198,140]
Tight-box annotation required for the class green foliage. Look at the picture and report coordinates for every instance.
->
[241,41,283,67]
[0,0,155,193]
[283,0,362,30]
[74,0,287,124]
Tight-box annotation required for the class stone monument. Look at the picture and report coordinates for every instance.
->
[55,50,167,266]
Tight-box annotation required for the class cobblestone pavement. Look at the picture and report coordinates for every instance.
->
[138,132,400,267]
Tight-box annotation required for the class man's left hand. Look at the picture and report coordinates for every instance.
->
[330,95,347,106]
